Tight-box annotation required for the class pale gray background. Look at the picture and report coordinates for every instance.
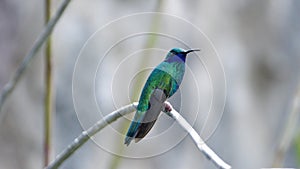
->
[0,0,299,169]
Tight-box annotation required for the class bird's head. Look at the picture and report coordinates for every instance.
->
[165,48,200,63]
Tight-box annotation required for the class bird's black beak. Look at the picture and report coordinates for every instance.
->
[185,49,200,54]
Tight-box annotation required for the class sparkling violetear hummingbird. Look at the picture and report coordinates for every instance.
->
[125,48,200,146]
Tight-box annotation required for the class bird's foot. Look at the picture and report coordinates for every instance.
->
[163,102,173,112]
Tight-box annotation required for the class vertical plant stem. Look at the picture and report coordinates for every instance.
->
[272,82,300,167]
[44,0,53,166]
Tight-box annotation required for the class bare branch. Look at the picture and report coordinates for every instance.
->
[45,103,138,169]
[46,102,231,169]
[163,102,231,169]
[0,0,71,116]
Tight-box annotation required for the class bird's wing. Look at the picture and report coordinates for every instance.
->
[134,88,167,143]
[125,68,172,145]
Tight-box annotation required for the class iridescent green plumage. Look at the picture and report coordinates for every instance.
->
[137,61,185,112]
[125,48,199,145]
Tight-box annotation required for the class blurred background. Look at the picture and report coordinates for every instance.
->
[0,0,300,169]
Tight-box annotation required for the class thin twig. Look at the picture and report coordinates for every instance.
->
[45,102,231,169]
[45,103,138,169]
[44,0,53,166]
[163,102,231,169]
[0,0,71,118]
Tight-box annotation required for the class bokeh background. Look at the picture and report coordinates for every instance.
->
[1,0,300,169]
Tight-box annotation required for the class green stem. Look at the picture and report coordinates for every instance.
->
[44,0,53,166]
[272,82,300,167]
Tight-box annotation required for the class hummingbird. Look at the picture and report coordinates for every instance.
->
[125,48,200,146]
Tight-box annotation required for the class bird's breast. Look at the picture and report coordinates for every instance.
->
[156,61,185,85]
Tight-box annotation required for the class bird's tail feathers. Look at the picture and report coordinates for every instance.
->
[124,118,141,146]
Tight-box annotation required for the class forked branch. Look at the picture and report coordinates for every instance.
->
[45,102,231,169]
